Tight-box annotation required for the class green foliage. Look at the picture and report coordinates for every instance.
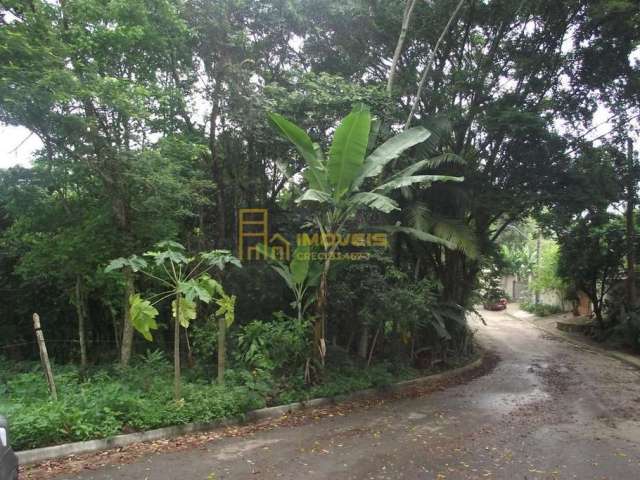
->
[276,363,417,405]
[257,243,321,321]
[0,356,263,451]
[2,0,639,453]
[236,313,311,374]
[608,303,640,352]
[530,241,568,295]
[108,242,240,338]
[190,315,219,364]
[520,302,564,317]
[0,351,433,451]
[269,105,461,217]
[557,214,626,323]
[329,254,471,355]
[129,294,159,341]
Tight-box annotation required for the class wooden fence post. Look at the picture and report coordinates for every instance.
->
[32,313,58,401]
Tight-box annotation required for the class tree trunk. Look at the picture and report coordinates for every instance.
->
[209,74,226,248]
[174,293,181,400]
[626,138,637,306]
[315,260,330,366]
[185,328,194,368]
[367,327,381,367]
[405,0,466,129]
[387,0,417,94]
[75,276,88,368]
[593,303,605,329]
[217,315,226,384]
[120,267,135,366]
[358,325,369,359]
[535,230,541,305]
[110,306,121,352]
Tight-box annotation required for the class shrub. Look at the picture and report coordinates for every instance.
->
[236,313,311,374]
[521,301,563,317]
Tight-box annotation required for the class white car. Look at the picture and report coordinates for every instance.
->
[0,415,18,480]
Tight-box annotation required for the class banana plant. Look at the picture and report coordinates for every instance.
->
[269,104,463,365]
[257,243,321,321]
[106,241,241,399]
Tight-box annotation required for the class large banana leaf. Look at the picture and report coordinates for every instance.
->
[290,244,311,285]
[425,152,465,168]
[327,106,371,198]
[268,112,327,190]
[353,127,431,189]
[381,225,457,250]
[376,174,463,193]
[405,204,479,258]
[296,189,333,204]
[351,192,400,213]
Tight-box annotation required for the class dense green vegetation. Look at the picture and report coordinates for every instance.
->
[1,0,639,450]
[0,350,437,451]
[520,301,564,318]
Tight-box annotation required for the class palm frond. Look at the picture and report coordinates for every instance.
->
[406,203,479,258]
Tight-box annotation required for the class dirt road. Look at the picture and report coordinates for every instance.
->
[65,308,640,479]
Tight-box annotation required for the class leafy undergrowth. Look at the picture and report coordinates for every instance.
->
[0,350,476,451]
[19,351,493,480]
[520,301,564,317]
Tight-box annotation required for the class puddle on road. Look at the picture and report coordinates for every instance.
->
[474,387,550,414]
[471,362,552,414]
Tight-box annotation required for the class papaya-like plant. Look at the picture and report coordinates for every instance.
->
[107,241,241,398]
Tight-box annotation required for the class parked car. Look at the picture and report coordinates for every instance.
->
[484,298,508,311]
[0,415,18,480]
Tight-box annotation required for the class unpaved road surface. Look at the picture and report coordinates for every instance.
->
[65,308,640,479]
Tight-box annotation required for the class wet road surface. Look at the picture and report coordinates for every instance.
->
[65,308,640,479]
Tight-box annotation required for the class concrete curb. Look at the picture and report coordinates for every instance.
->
[17,354,485,465]
[504,309,640,370]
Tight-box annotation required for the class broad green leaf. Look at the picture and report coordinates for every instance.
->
[306,259,323,287]
[172,296,197,328]
[268,112,327,190]
[366,117,382,152]
[200,250,242,270]
[290,244,311,284]
[197,274,224,298]
[105,257,129,273]
[155,240,185,251]
[375,175,460,193]
[354,127,431,189]
[351,192,400,213]
[328,105,371,198]
[215,293,236,328]
[105,255,147,273]
[296,189,333,204]
[382,225,457,249]
[178,279,212,303]
[377,158,463,193]
[425,152,465,168]
[272,264,295,291]
[144,249,189,266]
[129,294,159,341]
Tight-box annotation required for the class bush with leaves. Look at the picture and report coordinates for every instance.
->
[236,312,311,375]
[557,214,626,327]
[520,301,563,317]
